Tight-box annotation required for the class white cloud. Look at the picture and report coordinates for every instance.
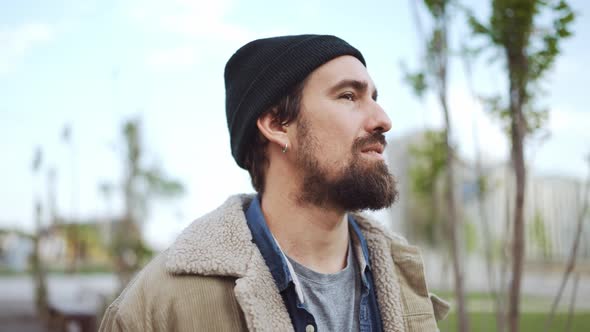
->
[0,23,55,74]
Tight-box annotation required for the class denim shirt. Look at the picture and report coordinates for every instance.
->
[246,196,383,332]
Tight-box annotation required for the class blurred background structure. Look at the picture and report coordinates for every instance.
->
[1,0,588,331]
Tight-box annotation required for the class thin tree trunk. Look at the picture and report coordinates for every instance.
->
[508,68,528,332]
[545,156,590,331]
[497,169,514,332]
[440,93,470,332]
[565,273,580,332]
[437,3,469,330]
[32,201,48,320]
[405,2,471,329]
[462,52,505,332]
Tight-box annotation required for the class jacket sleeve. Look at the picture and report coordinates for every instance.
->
[99,303,130,332]
[429,292,451,321]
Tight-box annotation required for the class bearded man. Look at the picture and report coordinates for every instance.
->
[99,35,449,332]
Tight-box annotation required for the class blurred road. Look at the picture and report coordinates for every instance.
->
[0,274,117,317]
[0,274,117,332]
[423,252,590,310]
[0,259,589,331]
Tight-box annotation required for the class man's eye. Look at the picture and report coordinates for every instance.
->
[340,93,355,101]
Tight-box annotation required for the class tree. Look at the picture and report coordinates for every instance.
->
[460,46,508,331]
[545,154,590,332]
[408,130,447,246]
[468,1,575,331]
[31,147,48,320]
[61,124,82,273]
[107,118,185,289]
[404,1,470,331]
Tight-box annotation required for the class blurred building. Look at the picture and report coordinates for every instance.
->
[38,218,119,271]
[385,130,590,262]
[0,217,119,273]
[0,229,33,272]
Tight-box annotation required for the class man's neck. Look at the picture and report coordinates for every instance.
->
[260,187,350,274]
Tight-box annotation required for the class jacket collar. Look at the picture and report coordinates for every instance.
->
[165,194,254,277]
[165,194,413,332]
[165,194,293,331]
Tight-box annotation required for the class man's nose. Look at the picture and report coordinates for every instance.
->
[368,102,392,134]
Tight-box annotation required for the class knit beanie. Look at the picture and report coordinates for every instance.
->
[224,34,366,169]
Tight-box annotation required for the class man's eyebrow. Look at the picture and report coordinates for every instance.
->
[328,79,378,100]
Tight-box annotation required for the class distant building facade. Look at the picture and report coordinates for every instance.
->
[0,217,119,273]
[0,230,33,272]
[385,130,590,262]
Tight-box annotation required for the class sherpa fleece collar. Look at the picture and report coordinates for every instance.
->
[165,194,410,332]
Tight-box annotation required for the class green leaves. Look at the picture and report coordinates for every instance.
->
[468,14,492,37]
[478,93,549,136]
[528,1,575,81]
[530,210,552,258]
[408,130,448,245]
[403,69,428,98]
[424,0,447,17]
[409,130,448,199]
[465,0,575,140]
[111,118,186,223]
[468,0,575,85]
[140,167,185,198]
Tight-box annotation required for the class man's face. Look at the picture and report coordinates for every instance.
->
[291,55,398,211]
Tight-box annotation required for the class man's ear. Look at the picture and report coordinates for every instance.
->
[256,110,289,148]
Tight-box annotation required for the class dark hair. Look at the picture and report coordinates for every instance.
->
[243,81,306,194]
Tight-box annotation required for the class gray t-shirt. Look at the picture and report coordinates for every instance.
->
[287,244,361,332]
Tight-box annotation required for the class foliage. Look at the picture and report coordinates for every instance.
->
[529,210,552,259]
[410,130,448,199]
[463,219,478,254]
[479,93,550,141]
[467,0,575,135]
[466,1,575,331]
[408,130,448,245]
[120,119,185,223]
[72,223,112,262]
[104,118,185,288]
[405,2,471,330]
[140,168,185,198]
[403,0,460,100]
[403,69,428,98]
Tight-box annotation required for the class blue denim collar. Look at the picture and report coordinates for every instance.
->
[245,195,372,293]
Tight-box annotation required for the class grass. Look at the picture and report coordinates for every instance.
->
[432,290,590,331]
[438,311,590,332]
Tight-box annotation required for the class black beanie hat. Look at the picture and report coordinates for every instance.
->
[224,34,366,169]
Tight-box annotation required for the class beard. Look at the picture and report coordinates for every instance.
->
[295,118,398,211]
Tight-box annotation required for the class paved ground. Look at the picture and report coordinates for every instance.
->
[421,252,590,310]
[0,319,46,332]
[1,259,588,330]
[0,274,117,331]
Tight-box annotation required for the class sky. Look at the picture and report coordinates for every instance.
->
[1,0,589,249]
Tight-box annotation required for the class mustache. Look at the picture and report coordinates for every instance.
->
[353,132,387,151]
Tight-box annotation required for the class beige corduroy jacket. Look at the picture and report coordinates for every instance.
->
[99,194,449,332]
